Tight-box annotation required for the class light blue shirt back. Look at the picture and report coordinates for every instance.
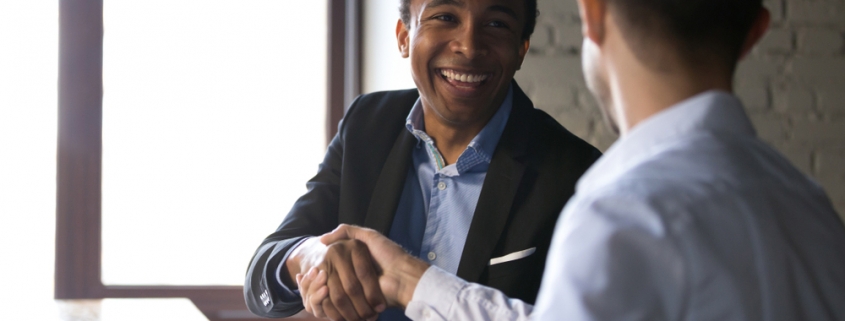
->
[404,91,845,321]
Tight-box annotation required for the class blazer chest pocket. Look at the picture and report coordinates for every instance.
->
[487,247,537,280]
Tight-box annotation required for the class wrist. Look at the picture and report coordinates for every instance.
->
[285,237,326,288]
[394,255,430,309]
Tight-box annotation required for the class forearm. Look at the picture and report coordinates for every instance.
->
[404,266,533,321]
[392,255,431,308]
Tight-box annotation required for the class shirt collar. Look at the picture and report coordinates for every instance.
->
[576,90,756,194]
[405,85,514,169]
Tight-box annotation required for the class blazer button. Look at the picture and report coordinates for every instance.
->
[427,251,437,261]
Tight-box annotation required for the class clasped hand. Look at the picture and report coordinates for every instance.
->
[296,224,429,321]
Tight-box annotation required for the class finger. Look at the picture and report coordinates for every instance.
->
[296,273,313,314]
[320,295,343,321]
[320,224,353,245]
[327,268,364,321]
[310,289,327,318]
[303,270,320,317]
[298,271,311,294]
[300,269,316,314]
[351,244,386,313]
[322,225,381,249]
[310,285,329,318]
[308,269,328,309]
[333,245,382,319]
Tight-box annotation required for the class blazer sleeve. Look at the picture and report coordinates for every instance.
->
[244,106,352,318]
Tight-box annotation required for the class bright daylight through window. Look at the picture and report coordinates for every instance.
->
[101,0,327,285]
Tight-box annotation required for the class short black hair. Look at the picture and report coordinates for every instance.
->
[607,0,763,68]
[399,0,538,40]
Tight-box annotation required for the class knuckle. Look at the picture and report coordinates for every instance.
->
[329,282,345,297]
[322,301,338,318]
[365,292,383,306]
[355,265,376,280]
[350,239,367,250]
[334,298,352,311]
[325,245,342,257]
[343,283,363,297]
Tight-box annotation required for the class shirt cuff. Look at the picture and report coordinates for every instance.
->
[405,265,466,320]
[271,236,311,303]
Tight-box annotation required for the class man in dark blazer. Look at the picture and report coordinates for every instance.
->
[245,0,600,319]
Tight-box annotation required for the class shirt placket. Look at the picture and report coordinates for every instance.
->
[418,135,446,267]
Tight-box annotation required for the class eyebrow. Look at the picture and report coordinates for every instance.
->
[488,5,519,21]
[425,0,519,21]
[427,0,464,9]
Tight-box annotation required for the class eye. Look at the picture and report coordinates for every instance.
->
[488,20,509,28]
[432,14,457,22]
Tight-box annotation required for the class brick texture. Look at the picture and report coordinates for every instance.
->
[516,0,845,220]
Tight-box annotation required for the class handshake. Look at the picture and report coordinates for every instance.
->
[290,224,431,321]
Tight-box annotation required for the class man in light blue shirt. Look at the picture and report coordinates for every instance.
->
[390,88,512,274]
[299,0,845,319]
[379,86,512,320]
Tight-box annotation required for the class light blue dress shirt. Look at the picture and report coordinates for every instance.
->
[404,91,845,321]
[379,86,512,320]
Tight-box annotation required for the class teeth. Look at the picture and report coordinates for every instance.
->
[440,69,488,83]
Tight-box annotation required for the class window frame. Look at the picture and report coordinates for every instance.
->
[54,1,361,319]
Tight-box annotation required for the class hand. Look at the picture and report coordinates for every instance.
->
[294,239,386,321]
[320,224,430,309]
[296,267,329,318]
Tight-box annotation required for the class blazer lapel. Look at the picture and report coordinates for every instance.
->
[457,82,531,283]
[363,129,417,235]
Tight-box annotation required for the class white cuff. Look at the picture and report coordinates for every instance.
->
[405,266,466,321]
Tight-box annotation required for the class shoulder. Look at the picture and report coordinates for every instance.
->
[531,108,597,152]
[541,181,689,320]
[508,82,601,162]
[343,89,419,125]
[335,89,418,140]
[574,133,824,231]
[516,107,602,170]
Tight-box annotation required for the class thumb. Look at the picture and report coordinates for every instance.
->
[320,224,359,245]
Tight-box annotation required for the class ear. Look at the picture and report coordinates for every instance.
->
[577,0,607,45]
[516,39,530,70]
[738,7,771,60]
[396,19,410,58]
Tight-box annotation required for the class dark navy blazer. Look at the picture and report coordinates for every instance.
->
[244,81,601,318]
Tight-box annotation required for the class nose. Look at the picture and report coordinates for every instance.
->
[450,23,488,60]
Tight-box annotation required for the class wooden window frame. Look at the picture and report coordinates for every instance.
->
[54,1,361,320]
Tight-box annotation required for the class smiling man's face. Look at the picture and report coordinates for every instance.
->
[398,0,529,127]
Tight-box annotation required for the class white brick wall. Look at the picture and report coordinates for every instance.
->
[515,0,845,220]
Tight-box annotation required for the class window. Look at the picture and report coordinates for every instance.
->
[362,0,415,93]
[100,0,327,287]
[55,1,360,319]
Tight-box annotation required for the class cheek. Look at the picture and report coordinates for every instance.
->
[409,37,434,68]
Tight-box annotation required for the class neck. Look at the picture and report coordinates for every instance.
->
[422,109,487,165]
[605,36,734,136]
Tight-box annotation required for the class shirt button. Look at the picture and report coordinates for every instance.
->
[427,251,437,261]
[437,182,446,190]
